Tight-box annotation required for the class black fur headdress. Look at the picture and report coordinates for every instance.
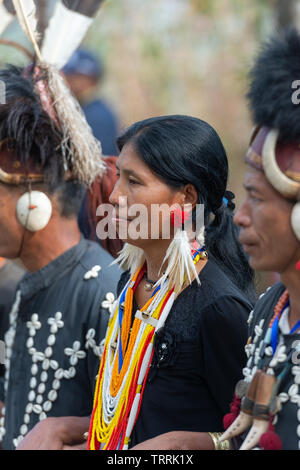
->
[247,28,300,142]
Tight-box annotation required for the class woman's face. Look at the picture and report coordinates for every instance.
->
[109,143,187,248]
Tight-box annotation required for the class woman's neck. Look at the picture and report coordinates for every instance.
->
[141,238,206,283]
[142,240,171,281]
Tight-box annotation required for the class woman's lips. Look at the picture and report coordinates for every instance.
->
[241,241,257,253]
[111,216,133,223]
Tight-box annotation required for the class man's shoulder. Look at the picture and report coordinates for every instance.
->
[81,239,114,267]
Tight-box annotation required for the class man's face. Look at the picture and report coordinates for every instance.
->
[234,166,300,274]
[0,183,24,258]
[62,73,98,102]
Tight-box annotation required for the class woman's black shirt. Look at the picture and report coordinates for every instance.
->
[116,258,253,447]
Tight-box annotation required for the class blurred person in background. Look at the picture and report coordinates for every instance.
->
[63,49,122,255]
[62,48,119,157]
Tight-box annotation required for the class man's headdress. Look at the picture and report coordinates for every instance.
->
[246,28,300,241]
[0,0,105,187]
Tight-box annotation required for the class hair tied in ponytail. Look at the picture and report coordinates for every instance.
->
[223,191,235,211]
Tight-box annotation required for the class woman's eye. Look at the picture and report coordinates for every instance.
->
[129,178,139,185]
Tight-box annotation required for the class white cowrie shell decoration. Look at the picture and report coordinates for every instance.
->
[31,364,38,376]
[43,401,52,412]
[42,359,50,370]
[30,377,37,388]
[36,395,43,405]
[289,384,299,397]
[50,360,59,370]
[28,390,35,402]
[26,338,34,348]
[48,390,57,402]
[41,371,48,382]
[54,369,64,380]
[20,424,28,436]
[70,355,78,366]
[33,404,42,414]
[52,379,61,390]
[26,404,33,413]
[45,347,53,358]
[38,383,45,394]
[47,335,56,346]
[68,367,76,378]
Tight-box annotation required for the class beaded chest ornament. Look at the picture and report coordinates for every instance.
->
[88,246,205,450]
[220,289,300,450]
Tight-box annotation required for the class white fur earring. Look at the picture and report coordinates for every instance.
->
[291,202,300,242]
[16,191,52,232]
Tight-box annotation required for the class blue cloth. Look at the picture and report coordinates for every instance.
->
[63,49,119,155]
[83,98,119,156]
[62,49,103,78]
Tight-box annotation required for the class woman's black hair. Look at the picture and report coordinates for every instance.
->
[117,115,255,298]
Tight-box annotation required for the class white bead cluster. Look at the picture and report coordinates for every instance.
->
[0,289,116,448]
[243,319,265,383]
[0,291,22,442]
[84,265,101,280]
[290,367,300,449]
[243,312,300,449]
[101,292,116,313]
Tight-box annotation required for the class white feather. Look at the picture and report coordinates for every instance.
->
[12,0,41,60]
[41,1,94,69]
[0,1,14,35]
[111,243,145,276]
[196,225,205,247]
[158,230,201,293]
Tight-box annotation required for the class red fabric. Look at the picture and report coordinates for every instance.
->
[223,395,241,430]
[247,126,300,181]
[259,418,282,450]
[223,413,237,430]
[259,431,282,450]
[85,156,123,258]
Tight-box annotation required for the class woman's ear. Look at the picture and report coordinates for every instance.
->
[182,184,198,208]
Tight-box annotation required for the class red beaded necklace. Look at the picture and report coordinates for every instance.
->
[269,289,289,328]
